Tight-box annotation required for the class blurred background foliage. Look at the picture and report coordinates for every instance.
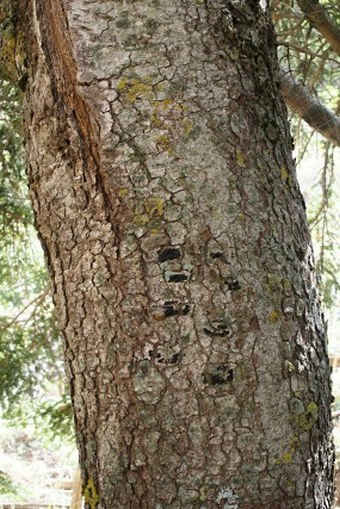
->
[0,0,339,475]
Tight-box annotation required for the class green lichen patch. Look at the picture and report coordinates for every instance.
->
[115,9,131,29]
[297,402,319,432]
[145,18,159,35]
[276,436,301,466]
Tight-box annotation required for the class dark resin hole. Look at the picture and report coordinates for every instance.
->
[163,305,178,317]
[211,252,223,259]
[225,280,241,291]
[168,273,188,283]
[158,247,181,263]
[169,353,180,364]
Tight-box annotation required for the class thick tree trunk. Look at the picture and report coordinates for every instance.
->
[19,0,333,507]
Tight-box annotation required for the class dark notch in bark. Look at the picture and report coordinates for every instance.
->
[204,365,234,385]
[167,273,188,283]
[158,247,181,263]
[210,251,224,259]
[203,323,232,337]
[148,349,181,365]
[225,279,241,291]
[163,301,190,317]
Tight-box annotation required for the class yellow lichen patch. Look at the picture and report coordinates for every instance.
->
[154,82,165,92]
[281,166,289,181]
[281,450,293,464]
[182,118,193,136]
[135,198,165,226]
[151,99,176,128]
[267,273,281,290]
[155,134,174,154]
[284,360,295,373]
[236,150,245,167]
[150,111,163,127]
[306,402,318,416]
[84,478,99,509]
[199,485,207,502]
[146,197,164,218]
[154,98,174,111]
[116,77,154,102]
[116,76,129,91]
[118,188,129,197]
[135,213,150,226]
[269,310,280,322]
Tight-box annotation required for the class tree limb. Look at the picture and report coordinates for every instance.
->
[0,286,50,332]
[295,0,340,56]
[279,68,340,146]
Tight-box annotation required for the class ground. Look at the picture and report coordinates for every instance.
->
[0,421,77,508]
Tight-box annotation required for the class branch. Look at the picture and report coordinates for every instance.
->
[295,0,340,56]
[0,286,50,332]
[279,68,340,146]
[277,39,337,62]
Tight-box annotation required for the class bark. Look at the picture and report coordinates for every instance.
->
[295,0,340,56]
[19,0,333,508]
[279,68,340,147]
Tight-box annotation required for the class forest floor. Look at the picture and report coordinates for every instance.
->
[0,421,77,508]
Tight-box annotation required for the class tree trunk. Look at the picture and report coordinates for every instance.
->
[19,0,333,507]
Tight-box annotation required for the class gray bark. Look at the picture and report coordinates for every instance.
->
[19,0,333,507]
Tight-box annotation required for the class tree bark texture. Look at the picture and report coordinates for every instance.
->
[20,0,333,507]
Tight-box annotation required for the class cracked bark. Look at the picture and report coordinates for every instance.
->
[19,0,333,508]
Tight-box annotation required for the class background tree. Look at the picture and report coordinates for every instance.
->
[0,0,338,507]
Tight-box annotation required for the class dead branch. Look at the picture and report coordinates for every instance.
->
[279,68,340,146]
[295,0,340,56]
